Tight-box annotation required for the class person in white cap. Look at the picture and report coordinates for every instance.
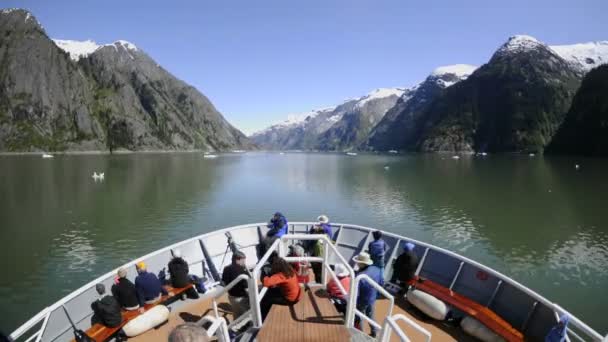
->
[327,263,351,314]
[308,215,333,282]
[352,251,383,337]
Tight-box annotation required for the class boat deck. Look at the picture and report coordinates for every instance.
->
[257,286,349,342]
[130,288,475,341]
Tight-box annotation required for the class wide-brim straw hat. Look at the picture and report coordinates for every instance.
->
[352,252,373,265]
[317,215,329,224]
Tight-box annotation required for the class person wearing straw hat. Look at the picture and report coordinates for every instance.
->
[352,251,383,338]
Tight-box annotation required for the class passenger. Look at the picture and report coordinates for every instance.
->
[168,249,200,299]
[546,314,570,342]
[368,230,389,274]
[221,250,250,320]
[91,283,122,327]
[111,268,141,312]
[135,261,168,305]
[168,250,190,288]
[326,263,350,314]
[390,242,419,286]
[352,252,383,338]
[308,215,333,282]
[260,257,301,321]
[287,244,311,283]
[168,322,210,342]
[259,212,289,256]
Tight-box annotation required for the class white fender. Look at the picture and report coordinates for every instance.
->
[122,305,170,337]
[461,316,506,342]
[406,288,449,320]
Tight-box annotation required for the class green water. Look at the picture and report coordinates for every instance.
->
[1,152,607,334]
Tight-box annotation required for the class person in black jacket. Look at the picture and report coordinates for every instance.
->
[391,242,419,285]
[221,251,250,320]
[111,268,142,312]
[168,250,190,288]
[168,250,200,299]
[91,283,122,327]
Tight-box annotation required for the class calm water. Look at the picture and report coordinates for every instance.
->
[1,152,607,334]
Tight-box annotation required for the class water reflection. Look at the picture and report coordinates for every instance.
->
[0,153,607,333]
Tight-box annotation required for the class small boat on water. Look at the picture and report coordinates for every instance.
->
[346,152,358,156]
[388,150,398,154]
[42,153,54,158]
[203,153,218,159]
[9,222,604,342]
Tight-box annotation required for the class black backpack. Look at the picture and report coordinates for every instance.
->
[96,296,122,327]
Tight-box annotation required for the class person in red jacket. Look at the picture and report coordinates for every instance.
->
[326,263,350,314]
[260,257,301,320]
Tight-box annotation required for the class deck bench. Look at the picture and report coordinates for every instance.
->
[407,276,524,342]
[72,284,194,342]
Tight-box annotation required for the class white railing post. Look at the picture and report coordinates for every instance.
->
[350,273,394,332]
[322,239,329,284]
[379,314,432,342]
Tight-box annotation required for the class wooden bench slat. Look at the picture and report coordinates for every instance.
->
[407,277,524,342]
[72,284,193,342]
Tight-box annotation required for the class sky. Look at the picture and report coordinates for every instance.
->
[3,1,607,135]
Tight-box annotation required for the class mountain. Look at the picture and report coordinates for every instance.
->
[251,88,405,151]
[415,35,582,153]
[314,88,405,151]
[362,65,477,151]
[0,9,252,152]
[551,41,608,74]
[545,65,608,156]
[250,107,338,150]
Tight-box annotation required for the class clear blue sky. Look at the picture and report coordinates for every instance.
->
[3,0,607,134]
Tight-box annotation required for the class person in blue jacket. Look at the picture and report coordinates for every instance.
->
[368,230,389,276]
[352,251,384,338]
[267,212,288,238]
[259,212,288,257]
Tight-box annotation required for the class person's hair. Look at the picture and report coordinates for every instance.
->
[95,283,106,295]
[168,323,209,342]
[270,257,295,278]
[372,230,382,240]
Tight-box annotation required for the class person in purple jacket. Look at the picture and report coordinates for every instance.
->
[368,230,389,276]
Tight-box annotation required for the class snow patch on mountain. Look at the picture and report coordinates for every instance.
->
[251,106,336,136]
[53,39,139,61]
[355,88,406,108]
[498,35,544,54]
[53,39,101,61]
[550,41,608,72]
[431,64,478,78]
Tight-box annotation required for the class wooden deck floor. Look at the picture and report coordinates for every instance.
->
[131,289,476,342]
[256,286,349,342]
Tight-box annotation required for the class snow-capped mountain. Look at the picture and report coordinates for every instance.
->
[550,41,608,73]
[0,9,252,152]
[363,64,477,151]
[251,87,406,151]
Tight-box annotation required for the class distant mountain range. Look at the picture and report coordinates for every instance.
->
[0,9,253,152]
[253,35,608,155]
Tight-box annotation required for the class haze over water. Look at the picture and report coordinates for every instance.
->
[1,152,607,334]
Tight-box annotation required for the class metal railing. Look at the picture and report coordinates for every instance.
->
[250,233,358,328]
[379,314,432,342]
[9,222,606,341]
[349,273,394,332]
[198,315,230,342]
